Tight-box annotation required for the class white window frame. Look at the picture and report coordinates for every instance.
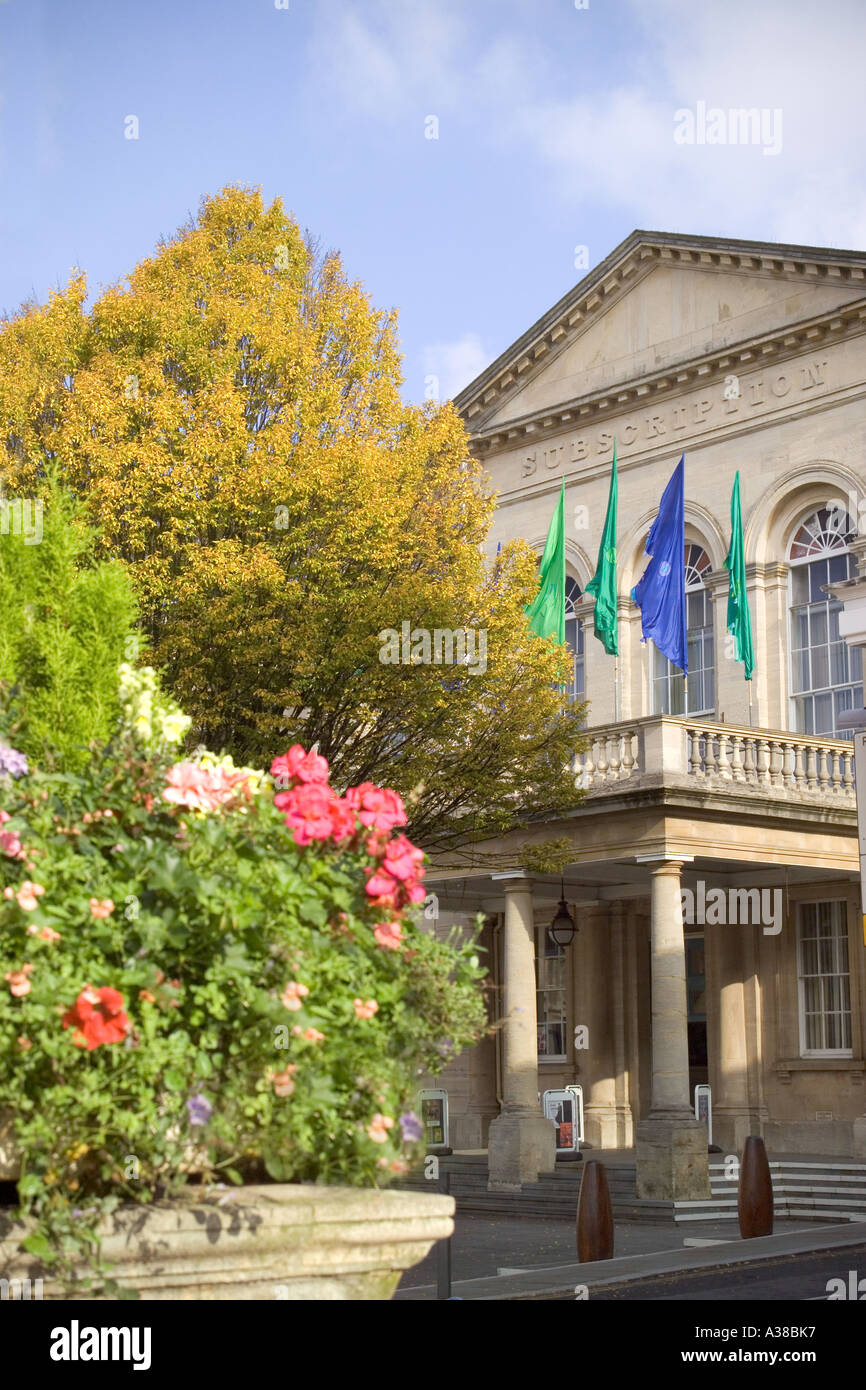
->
[651,544,715,719]
[535,923,568,1062]
[796,900,853,1058]
[786,508,861,738]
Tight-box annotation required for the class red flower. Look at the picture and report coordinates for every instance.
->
[327,797,358,843]
[61,987,131,1051]
[373,921,404,951]
[275,782,340,846]
[270,745,330,788]
[345,784,407,833]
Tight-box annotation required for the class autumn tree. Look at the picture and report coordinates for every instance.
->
[0,186,585,854]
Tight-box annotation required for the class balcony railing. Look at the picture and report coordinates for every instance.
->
[573,716,857,808]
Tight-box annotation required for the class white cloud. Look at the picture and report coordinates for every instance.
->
[422,332,490,401]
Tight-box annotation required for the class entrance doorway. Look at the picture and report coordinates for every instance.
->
[686,934,708,1096]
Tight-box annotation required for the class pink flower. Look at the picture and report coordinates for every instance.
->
[381,835,425,883]
[290,1025,326,1042]
[5,964,33,997]
[26,924,61,941]
[366,1113,394,1143]
[377,1157,410,1175]
[327,796,358,843]
[0,830,23,859]
[280,981,310,1011]
[373,921,404,952]
[270,745,330,788]
[162,762,217,812]
[353,997,379,1019]
[89,897,115,919]
[272,1065,298,1097]
[276,782,341,846]
[15,881,45,911]
[345,784,407,833]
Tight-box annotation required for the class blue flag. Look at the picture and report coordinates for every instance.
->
[631,454,687,674]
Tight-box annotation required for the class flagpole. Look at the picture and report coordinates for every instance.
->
[748,677,754,727]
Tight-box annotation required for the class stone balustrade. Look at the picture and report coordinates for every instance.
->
[573,715,856,807]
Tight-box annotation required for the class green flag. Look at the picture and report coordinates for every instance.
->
[724,470,754,681]
[526,479,565,643]
[585,442,618,656]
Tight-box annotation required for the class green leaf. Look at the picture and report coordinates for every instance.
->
[20,1231,55,1261]
[163,1069,185,1092]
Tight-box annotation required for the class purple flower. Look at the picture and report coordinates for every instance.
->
[399,1111,424,1143]
[186,1093,213,1126]
[0,745,28,778]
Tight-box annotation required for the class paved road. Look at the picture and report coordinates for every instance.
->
[395,1212,826,1298]
[546,1243,866,1300]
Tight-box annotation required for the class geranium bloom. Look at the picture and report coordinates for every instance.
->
[373,921,404,951]
[377,1157,410,1175]
[14,881,45,911]
[5,964,33,997]
[16,1035,32,1050]
[275,782,341,846]
[327,796,358,843]
[353,998,379,1020]
[345,784,407,833]
[0,827,24,859]
[89,897,115,919]
[270,745,329,788]
[272,1064,298,1097]
[280,981,310,1011]
[162,761,221,812]
[291,1025,326,1042]
[381,835,425,883]
[26,924,61,941]
[61,987,131,1050]
[366,1113,394,1143]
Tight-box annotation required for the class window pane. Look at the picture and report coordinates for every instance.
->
[792,566,809,603]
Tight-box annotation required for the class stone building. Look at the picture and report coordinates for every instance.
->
[425,230,866,1198]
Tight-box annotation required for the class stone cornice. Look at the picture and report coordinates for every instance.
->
[456,230,866,432]
[466,295,866,456]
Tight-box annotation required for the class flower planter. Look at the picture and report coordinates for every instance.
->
[0,1183,454,1300]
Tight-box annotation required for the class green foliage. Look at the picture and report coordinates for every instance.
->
[0,480,138,770]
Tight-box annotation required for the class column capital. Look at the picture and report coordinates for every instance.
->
[635,854,694,874]
[491,870,535,893]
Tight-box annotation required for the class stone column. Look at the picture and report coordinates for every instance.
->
[635,857,710,1200]
[487,873,557,1190]
[710,921,762,1152]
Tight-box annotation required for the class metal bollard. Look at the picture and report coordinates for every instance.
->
[576,1159,614,1262]
[436,1168,453,1299]
[738,1135,773,1238]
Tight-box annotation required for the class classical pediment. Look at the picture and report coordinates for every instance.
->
[457,232,866,437]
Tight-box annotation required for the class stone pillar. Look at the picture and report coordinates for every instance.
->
[487,873,557,1190]
[635,858,710,1200]
[582,907,618,1148]
[710,922,764,1152]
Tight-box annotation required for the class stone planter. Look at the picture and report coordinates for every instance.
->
[0,1183,454,1300]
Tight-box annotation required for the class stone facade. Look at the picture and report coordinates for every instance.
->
[422,231,866,1195]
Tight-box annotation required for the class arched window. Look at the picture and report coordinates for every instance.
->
[652,544,714,717]
[789,508,862,737]
[565,576,585,704]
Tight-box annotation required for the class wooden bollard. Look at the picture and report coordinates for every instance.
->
[576,1160,614,1262]
[738,1135,773,1238]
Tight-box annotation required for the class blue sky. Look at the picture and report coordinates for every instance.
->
[1,0,864,402]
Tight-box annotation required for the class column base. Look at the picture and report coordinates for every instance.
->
[487,1110,556,1191]
[584,1104,635,1151]
[636,1115,711,1200]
